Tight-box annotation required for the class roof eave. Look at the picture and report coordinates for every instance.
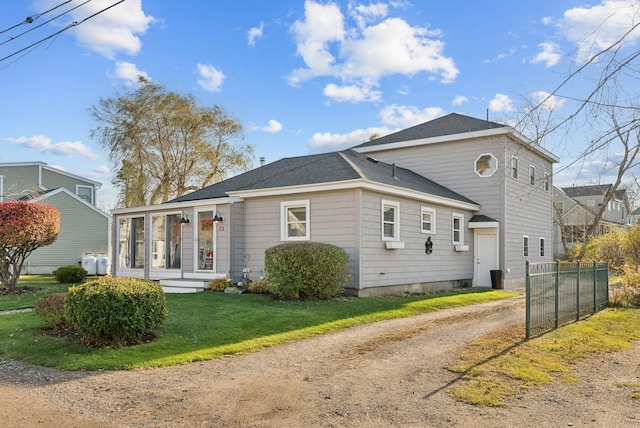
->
[228,179,480,212]
[354,127,560,164]
[111,196,242,215]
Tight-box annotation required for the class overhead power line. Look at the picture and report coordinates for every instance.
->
[0,0,93,48]
[0,0,75,35]
[0,0,126,65]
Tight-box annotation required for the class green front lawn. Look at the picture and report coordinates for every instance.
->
[0,276,518,371]
[0,275,70,311]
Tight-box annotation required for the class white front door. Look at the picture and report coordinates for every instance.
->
[474,231,499,287]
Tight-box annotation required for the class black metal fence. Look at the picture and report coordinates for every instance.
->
[525,260,609,339]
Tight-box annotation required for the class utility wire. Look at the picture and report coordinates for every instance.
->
[0,0,93,47]
[0,0,125,64]
[0,0,74,35]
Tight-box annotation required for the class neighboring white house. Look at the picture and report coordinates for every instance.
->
[110,113,558,295]
[0,161,111,274]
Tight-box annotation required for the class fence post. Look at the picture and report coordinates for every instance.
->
[606,261,610,307]
[593,260,597,314]
[555,260,560,329]
[576,261,580,321]
[525,260,531,340]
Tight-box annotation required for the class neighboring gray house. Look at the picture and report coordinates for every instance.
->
[631,207,640,225]
[0,162,111,274]
[110,113,558,295]
[553,184,632,258]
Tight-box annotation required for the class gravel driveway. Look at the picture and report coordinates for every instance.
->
[1,296,639,427]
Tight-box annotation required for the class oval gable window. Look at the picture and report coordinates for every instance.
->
[475,153,498,177]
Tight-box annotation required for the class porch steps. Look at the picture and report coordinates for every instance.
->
[160,278,209,293]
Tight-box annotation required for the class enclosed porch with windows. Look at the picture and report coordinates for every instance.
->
[112,203,230,293]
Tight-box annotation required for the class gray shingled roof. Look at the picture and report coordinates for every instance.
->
[352,113,506,149]
[562,184,626,199]
[168,149,477,206]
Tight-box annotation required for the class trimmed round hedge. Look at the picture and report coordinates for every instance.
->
[264,242,351,300]
[64,277,168,347]
[52,264,88,284]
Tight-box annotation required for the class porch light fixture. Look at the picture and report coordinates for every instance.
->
[179,214,190,224]
[213,211,224,223]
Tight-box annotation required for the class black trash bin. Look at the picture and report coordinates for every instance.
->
[490,269,503,289]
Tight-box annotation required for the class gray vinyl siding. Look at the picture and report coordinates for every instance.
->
[181,208,194,275]
[360,136,506,221]
[25,192,110,273]
[229,202,245,280]
[361,135,554,288]
[359,190,474,290]
[0,165,41,200]
[503,143,554,285]
[41,168,94,191]
[242,189,359,286]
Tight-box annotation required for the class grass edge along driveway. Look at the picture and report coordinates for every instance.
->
[0,285,517,371]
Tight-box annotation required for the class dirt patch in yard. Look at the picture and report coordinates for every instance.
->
[1,297,639,427]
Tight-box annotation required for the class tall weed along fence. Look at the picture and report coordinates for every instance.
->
[525,260,609,339]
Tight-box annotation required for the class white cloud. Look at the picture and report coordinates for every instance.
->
[36,0,155,58]
[349,2,389,29]
[489,94,514,113]
[531,42,562,67]
[197,63,225,92]
[111,61,150,85]
[261,120,283,133]
[289,0,345,85]
[4,135,98,160]
[340,18,458,82]
[323,83,382,102]
[93,165,111,176]
[531,90,566,110]
[289,0,458,101]
[308,126,398,151]
[247,21,264,46]
[557,0,640,62]
[379,104,444,127]
[452,95,468,106]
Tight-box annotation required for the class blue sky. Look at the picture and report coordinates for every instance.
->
[1,0,639,208]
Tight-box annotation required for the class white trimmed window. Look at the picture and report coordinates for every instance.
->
[529,166,535,186]
[382,200,400,241]
[452,213,464,245]
[543,172,550,191]
[511,156,518,179]
[76,185,93,204]
[539,237,545,257]
[281,200,310,241]
[523,236,529,257]
[118,217,145,269]
[420,206,436,234]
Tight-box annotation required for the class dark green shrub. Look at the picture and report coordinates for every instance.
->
[34,292,69,331]
[264,242,351,300]
[64,277,168,347]
[52,265,88,284]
